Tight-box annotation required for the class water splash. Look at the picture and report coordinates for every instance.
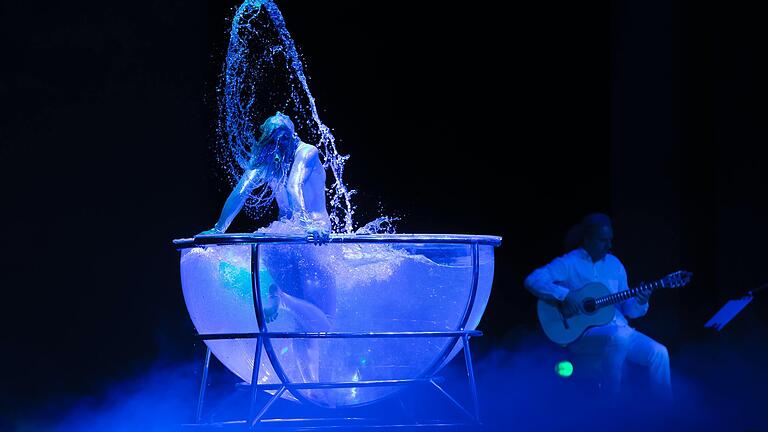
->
[218,0,356,233]
[355,216,400,235]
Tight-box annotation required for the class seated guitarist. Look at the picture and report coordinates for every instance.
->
[524,213,671,399]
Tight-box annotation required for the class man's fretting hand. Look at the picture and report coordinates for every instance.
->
[636,287,652,304]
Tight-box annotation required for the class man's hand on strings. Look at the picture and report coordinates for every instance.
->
[561,291,584,317]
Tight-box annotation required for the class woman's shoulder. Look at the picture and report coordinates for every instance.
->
[295,142,320,161]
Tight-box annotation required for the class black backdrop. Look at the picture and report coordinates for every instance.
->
[1,0,766,422]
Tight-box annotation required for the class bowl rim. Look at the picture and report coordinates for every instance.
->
[174,233,502,249]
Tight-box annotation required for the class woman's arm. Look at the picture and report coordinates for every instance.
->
[205,168,262,233]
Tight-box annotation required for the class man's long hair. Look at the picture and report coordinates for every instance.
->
[245,112,299,215]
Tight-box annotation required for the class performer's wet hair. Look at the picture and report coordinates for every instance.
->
[245,112,300,214]
[563,213,612,251]
[249,112,298,172]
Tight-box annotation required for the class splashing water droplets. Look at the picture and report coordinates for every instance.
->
[218,0,356,233]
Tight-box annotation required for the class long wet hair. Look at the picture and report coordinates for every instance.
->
[245,112,299,214]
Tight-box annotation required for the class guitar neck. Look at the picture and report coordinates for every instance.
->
[593,279,662,308]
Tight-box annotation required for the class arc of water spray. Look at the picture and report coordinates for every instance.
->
[223,0,356,233]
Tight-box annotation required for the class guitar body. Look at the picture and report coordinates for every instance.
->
[537,282,616,346]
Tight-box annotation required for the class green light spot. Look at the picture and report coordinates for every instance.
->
[280,347,289,355]
[359,357,367,365]
[555,361,573,378]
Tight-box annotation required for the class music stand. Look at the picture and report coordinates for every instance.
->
[705,284,766,331]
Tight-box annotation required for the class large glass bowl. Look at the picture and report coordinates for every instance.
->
[176,234,501,407]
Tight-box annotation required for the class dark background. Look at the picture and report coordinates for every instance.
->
[1,0,766,425]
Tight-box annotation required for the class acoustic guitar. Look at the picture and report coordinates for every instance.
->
[537,270,692,345]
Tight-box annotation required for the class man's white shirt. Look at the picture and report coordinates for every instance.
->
[524,248,649,326]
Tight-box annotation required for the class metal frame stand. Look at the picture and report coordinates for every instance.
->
[189,329,482,430]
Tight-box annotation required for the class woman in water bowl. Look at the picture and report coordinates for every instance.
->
[203,112,330,244]
[201,112,336,397]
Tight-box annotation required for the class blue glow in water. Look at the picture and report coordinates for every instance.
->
[220,0,356,233]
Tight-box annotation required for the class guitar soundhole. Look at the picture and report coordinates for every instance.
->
[583,298,597,314]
